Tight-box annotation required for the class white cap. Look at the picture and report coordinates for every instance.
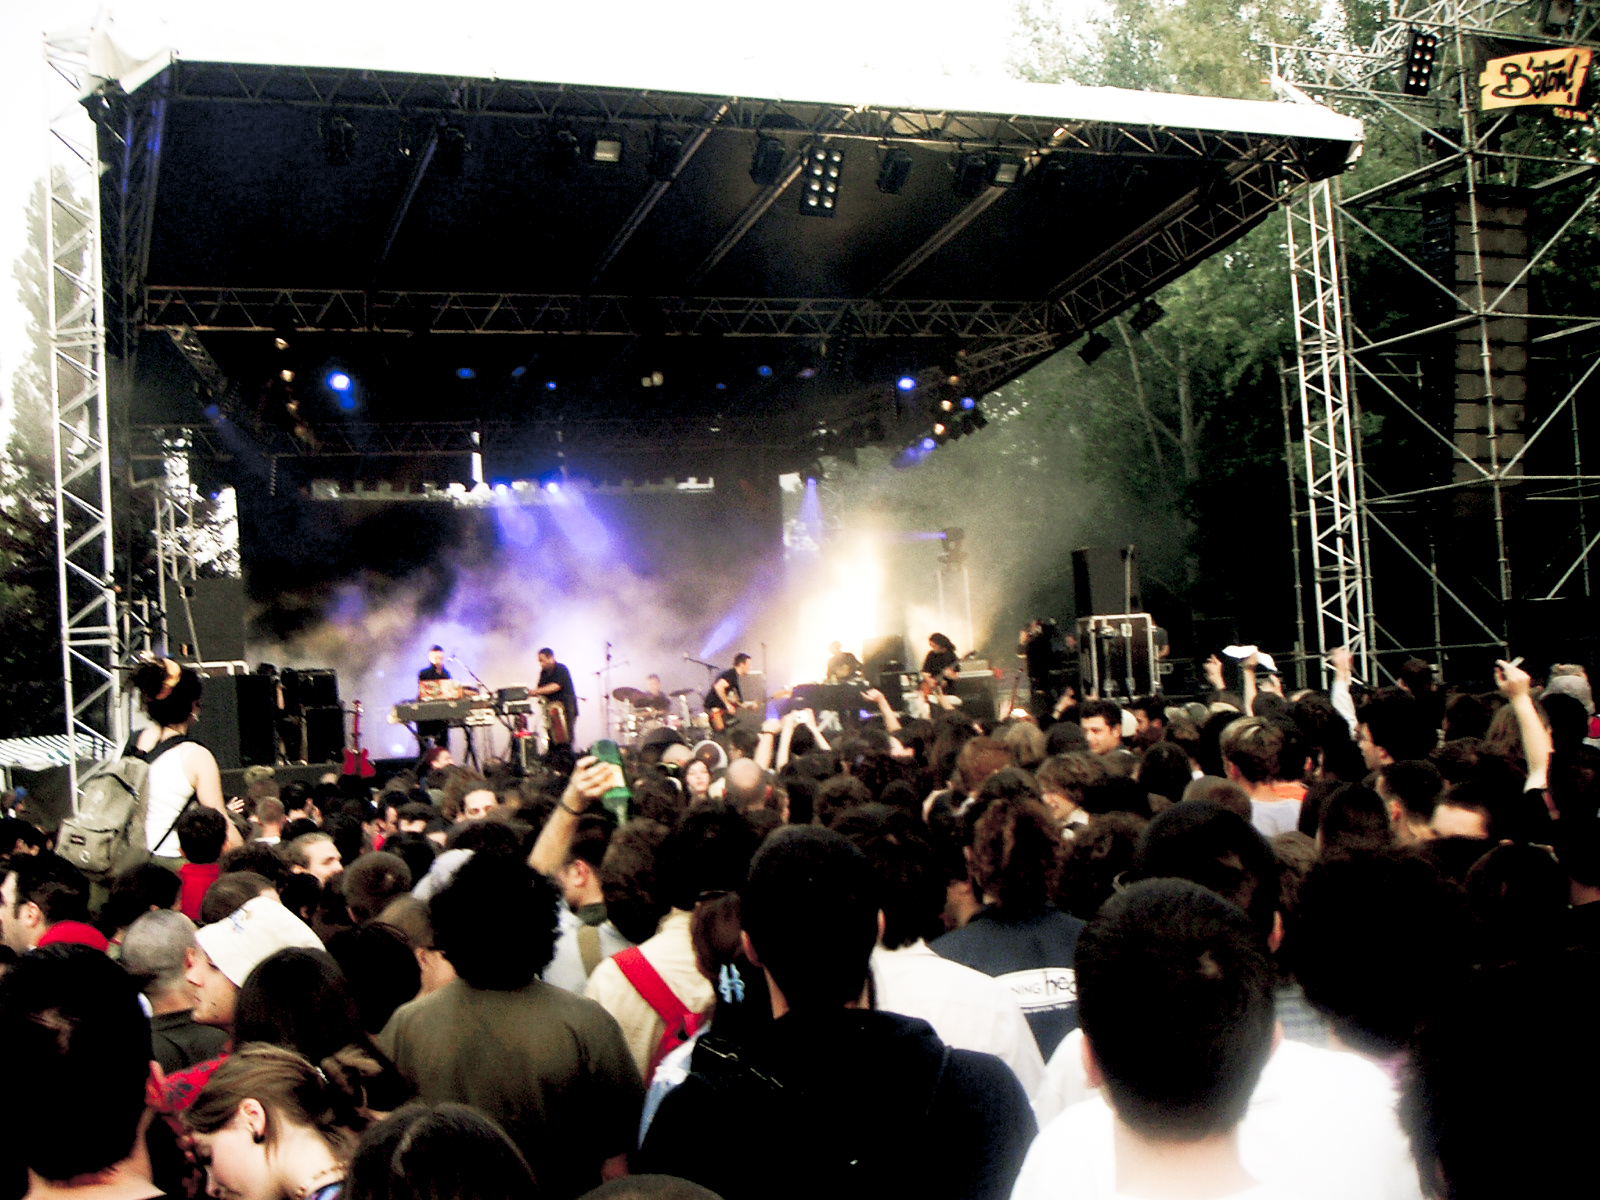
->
[194,896,323,987]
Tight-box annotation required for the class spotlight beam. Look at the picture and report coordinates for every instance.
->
[373,125,439,284]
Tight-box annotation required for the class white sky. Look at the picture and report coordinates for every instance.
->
[0,0,1035,425]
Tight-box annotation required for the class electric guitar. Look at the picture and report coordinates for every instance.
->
[343,700,375,778]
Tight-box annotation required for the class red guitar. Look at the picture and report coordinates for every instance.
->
[343,700,375,778]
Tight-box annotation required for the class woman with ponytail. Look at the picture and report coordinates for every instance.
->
[129,657,233,864]
[183,1045,370,1200]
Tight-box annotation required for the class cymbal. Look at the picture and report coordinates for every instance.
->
[670,687,697,697]
[612,686,649,703]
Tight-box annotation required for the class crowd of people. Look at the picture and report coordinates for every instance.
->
[4,644,1599,1200]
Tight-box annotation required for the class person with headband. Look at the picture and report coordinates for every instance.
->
[130,657,234,866]
[183,1044,372,1200]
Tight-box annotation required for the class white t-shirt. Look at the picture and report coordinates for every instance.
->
[1024,1033,1422,1200]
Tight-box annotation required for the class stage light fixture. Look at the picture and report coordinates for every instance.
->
[987,153,1025,187]
[1038,155,1073,193]
[1544,0,1576,31]
[545,380,558,390]
[511,366,527,379]
[1402,27,1439,96]
[800,143,844,217]
[920,436,937,452]
[877,147,913,194]
[960,396,976,410]
[750,135,787,186]
[650,128,685,181]
[1079,331,1112,365]
[897,375,918,392]
[1129,299,1166,333]
[553,129,583,166]
[279,369,294,382]
[953,152,989,197]
[327,371,352,392]
[757,364,774,378]
[435,125,467,174]
[590,134,624,164]
[274,336,290,351]
[322,116,355,166]
[456,367,476,380]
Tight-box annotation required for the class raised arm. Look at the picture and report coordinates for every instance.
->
[1498,659,1552,793]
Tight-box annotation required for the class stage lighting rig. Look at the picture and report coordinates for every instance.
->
[751,135,787,186]
[650,128,686,180]
[590,133,624,164]
[1079,330,1112,365]
[1129,299,1166,333]
[1401,27,1439,96]
[800,143,844,217]
[877,147,913,194]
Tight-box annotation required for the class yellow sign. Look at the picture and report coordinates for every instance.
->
[1479,46,1593,111]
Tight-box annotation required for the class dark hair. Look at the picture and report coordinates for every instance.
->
[1291,850,1472,1056]
[95,862,182,936]
[1442,692,1499,742]
[1317,784,1393,856]
[201,870,276,925]
[1378,760,1444,821]
[280,780,316,816]
[348,1103,536,1200]
[326,923,424,1035]
[429,852,561,989]
[660,804,760,913]
[814,774,872,830]
[927,633,955,653]
[600,818,671,945]
[567,814,614,871]
[741,826,877,1011]
[1403,955,1600,1200]
[1358,687,1434,762]
[832,804,945,949]
[342,853,414,924]
[1078,698,1123,729]
[220,841,292,888]
[1136,742,1193,806]
[8,852,90,927]
[1077,879,1274,1140]
[1464,843,1569,967]
[323,813,366,866]
[969,781,1062,914]
[732,652,751,667]
[1130,801,1279,939]
[177,805,228,865]
[1057,812,1147,921]
[0,944,152,1180]
[236,947,367,1061]
[538,647,555,657]
[381,831,438,887]
[132,658,203,728]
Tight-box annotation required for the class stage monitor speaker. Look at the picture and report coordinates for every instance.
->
[172,578,246,663]
[863,635,907,677]
[199,674,278,771]
[950,674,999,722]
[305,706,347,764]
[1073,546,1140,619]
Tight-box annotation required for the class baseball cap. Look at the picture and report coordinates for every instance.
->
[194,895,322,986]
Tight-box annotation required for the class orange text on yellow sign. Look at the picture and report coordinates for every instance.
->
[1479,46,1592,111]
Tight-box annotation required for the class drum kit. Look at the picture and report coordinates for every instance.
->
[611,685,705,744]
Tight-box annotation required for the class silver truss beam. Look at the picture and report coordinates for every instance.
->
[1286,178,1373,681]
[45,32,125,792]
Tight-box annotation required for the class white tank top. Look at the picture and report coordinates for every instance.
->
[142,739,197,857]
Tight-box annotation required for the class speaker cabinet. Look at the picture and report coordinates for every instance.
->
[198,673,278,771]
[950,673,999,722]
[304,706,347,764]
[1073,546,1140,619]
[172,578,247,663]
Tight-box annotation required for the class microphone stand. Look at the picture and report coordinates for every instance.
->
[449,654,491,768]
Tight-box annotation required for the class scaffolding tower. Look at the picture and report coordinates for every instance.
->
[1275,0,1600,685]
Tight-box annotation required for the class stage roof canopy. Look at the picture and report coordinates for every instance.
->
[98,37,1362,480]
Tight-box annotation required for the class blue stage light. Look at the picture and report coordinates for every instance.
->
[511,366,527,379]
[757,365,774,378]
[545,480,561,493]
[545,380,558,390]
[327,371,352,392]
[457,367,476,380]
[203,405,220,420]
[961,396,976,410]
[920,436,936,452]
[897,375,918,392]
[337,392,358,412]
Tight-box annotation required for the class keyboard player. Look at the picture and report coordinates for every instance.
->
[416,644,451,753]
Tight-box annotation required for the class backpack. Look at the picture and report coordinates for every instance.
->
[614,946,708,1079]
[57,736,194,880]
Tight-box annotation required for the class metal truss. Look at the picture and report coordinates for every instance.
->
[163,60,1342,162]
[1285,178,1373,683]
[1274,0,1600,678]
[44,32,124,792]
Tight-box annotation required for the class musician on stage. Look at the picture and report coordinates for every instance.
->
[706,653,752,724]
[921,633,960,695]
[416,644,451,751]
[534,647,579,745]
[639,674,671,712]
[825,641,863,684]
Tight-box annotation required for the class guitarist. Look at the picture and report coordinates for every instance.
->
[921,633,961,696]
[534,647,579,745]
[705,653,752,731]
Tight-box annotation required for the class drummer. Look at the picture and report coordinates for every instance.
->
[638,674,671,711]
